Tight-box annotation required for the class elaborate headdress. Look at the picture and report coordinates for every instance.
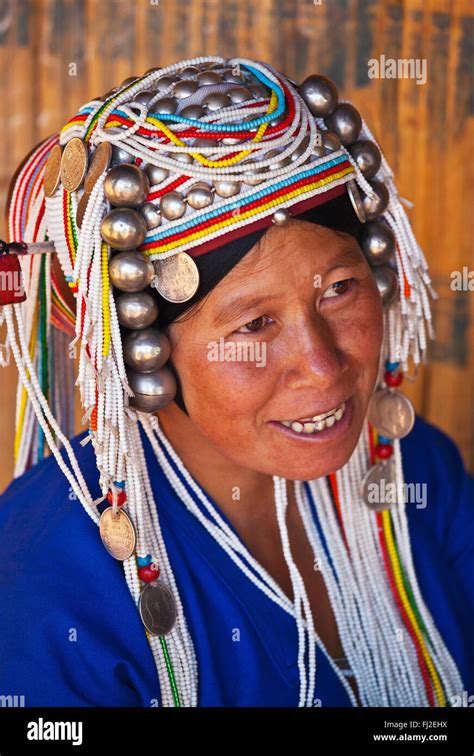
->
[1,56,462,706]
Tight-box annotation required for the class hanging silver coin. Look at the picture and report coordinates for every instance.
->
[346,179,367,223]
[99,507,136,561]
[153,251,200,303]
[360,459,399,512]
[368,389,415,440]
[139,580,178,636]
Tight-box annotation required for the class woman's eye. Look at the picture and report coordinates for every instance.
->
[234,315,272,334]
[321,278,354,300]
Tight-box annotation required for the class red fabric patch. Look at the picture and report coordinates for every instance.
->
[0,255,27,305]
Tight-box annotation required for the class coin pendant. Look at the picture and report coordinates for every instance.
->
[44,144,63,197]
[361,459,399,511]
[99,507,136,561]
[153,251,200,303]
[84,141,112,194]
[368,388,415,440]
[139,581,178,636]
[346,179,367,223]
[76,191,89,228]
[60,137,89,192]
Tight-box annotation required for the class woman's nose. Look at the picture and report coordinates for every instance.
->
[281,315,349,391]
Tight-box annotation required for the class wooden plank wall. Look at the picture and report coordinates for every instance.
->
[0,0,472,491]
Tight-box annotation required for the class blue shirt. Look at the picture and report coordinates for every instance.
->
[0,416,472,707]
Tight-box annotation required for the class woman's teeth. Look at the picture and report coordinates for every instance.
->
[280,401,346,434]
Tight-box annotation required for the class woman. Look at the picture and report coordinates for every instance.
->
[0,55,472,708]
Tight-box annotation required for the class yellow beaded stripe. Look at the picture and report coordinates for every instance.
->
[101,242,111,357]
[143,165,354,257]
[381,510,446,706]
[65,190,77,265]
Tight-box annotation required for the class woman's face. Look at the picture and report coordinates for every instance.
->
[167,219,384,480]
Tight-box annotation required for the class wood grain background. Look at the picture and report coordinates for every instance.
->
[0,0,473,490]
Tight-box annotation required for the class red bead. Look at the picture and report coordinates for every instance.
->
[384,370,403,387]
[138,564,160,583]
[107,489,127,507]
[376,443,393,459]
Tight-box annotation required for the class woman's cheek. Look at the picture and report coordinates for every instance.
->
[181,339,273,415]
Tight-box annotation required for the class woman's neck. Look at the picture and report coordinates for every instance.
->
[156,402,277,521]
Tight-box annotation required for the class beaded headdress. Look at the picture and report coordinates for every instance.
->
[1,56,463,706]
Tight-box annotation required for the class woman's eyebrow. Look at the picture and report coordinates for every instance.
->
[211,246,365,326]
[323,245,366,272]
[211,294,279,327]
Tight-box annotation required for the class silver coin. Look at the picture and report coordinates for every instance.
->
[346,179,367,223]
[368,388,415,440]
[360,459,399,511]
[99,507,136,561]
[153,251,200,303]
[139,581,177,636]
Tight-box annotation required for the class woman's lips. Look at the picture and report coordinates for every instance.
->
[268,396,354,443]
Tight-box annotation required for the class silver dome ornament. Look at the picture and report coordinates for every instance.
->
[101,208,147,250]
[222,68,245,83]
[104,164,150,208]
[346,179,367,223]
[372,265,399,306]
[123,327,171,372]
[202,92,231,111]
[180,104,206,119]
[361,220,396,266]
[213,178,241,198]
[143,66,162,75]
[180,65,200,79]
[105,127,135,165]
[173,152,194,166]
[140,202,162,230]
[348,140,382,180]
[109,251,154,292]
[324,103,362,146]
[362,179,390,220]
[228,86,253,104]
[269,113,286,128]
[312,135,327,158]
[160,191,187,220]
[249,84,270,99]
[173,80,199,99]
[272,208,290,226]
[115,291,159,330]
[155,75,176,93]
[193,137,219,149]
[145,163,170,185]
[120,76,140,88]
[300,74,339,118]
[222,136,246,146]
[242,162,267,185]
[266,149,291,171]
[290,134,311,162]
[152,97,177,115]
[197,71,222,85]
[186,182,214,210]
[133,91,157,106]
[323,131,342,153]
[127,365,177,412]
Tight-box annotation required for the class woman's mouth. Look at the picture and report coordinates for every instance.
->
[268,397,354,442]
